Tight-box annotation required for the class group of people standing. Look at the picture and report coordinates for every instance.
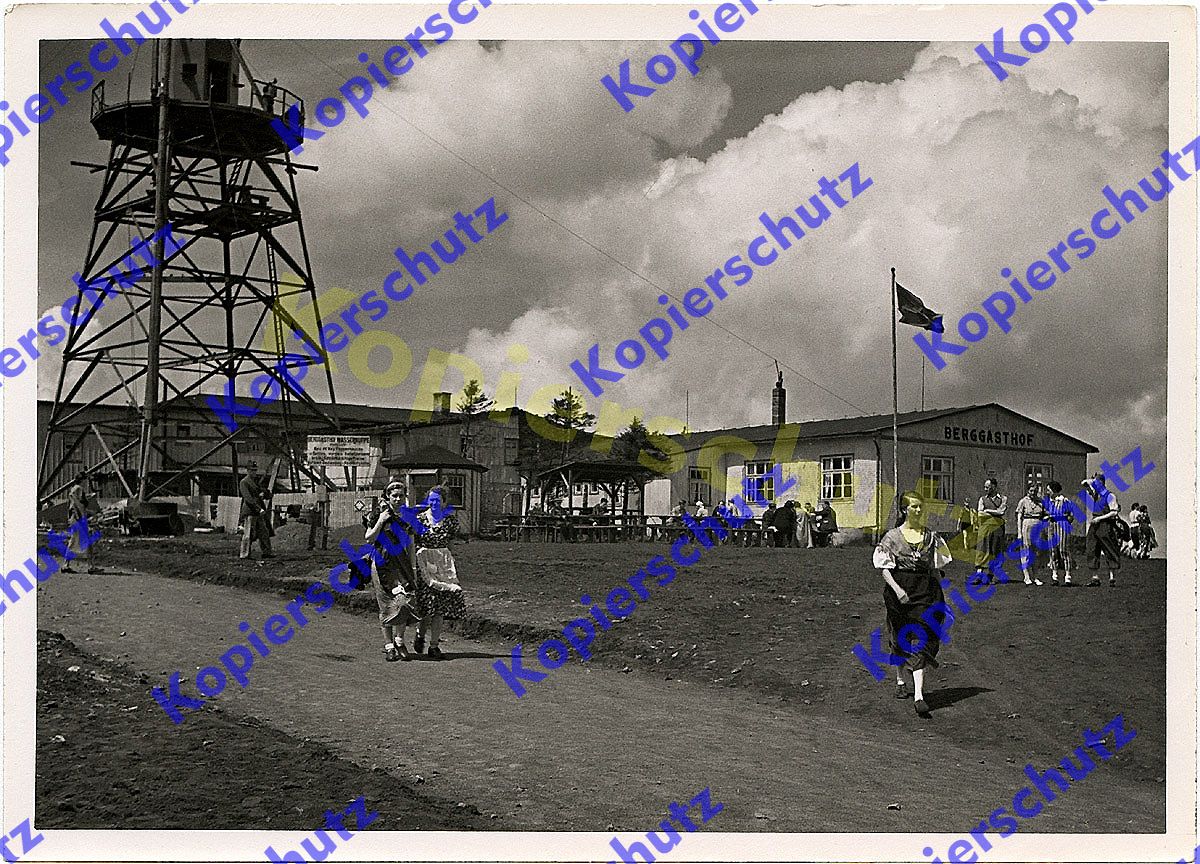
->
[963,474,1157,588]
[672,499,839,547]
[872,470,1156,716]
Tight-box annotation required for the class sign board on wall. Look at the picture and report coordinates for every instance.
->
[306,435,371,467]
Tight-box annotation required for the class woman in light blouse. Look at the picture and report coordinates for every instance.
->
[1013,481,1049,586]
[873,491,953,716]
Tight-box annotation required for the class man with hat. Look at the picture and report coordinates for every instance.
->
[238,463,274,560]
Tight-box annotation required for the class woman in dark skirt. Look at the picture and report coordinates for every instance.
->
[413,486,468,660]
[365,481,421,662]
[873,491,953,715]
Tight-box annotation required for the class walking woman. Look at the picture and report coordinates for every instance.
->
[63,472,99,574]
[365,480,421,662]
[413,486,468,660]
[873,491,953,716]
[1135,505,1158,558]
[1082,474,1122,587]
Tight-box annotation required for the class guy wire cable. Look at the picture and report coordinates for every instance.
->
[294,45,872,418]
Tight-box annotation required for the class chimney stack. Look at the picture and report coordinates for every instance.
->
[434,392,452,415]
[772,371,786,426]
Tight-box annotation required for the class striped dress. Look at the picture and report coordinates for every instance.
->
[1043,495,1076,568]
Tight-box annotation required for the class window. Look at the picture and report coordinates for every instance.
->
[442,474,465,507]
[1025,463,1053,489]
[177,424,192,437]
[688,466,711,504]
[920,456,955,503]
[821,455,854,500]
[745,461,775,502]
[412,474,462,506]
[504,438,519,466]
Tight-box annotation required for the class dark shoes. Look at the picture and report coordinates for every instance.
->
[914,699,930,716]
[428,646,445,661]
[414,634,425,654]
[384,644,401,662]
[895,682,909,699]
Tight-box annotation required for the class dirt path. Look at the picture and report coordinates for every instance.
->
[38,567,1161,834]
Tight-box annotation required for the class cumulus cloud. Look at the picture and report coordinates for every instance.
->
[420,40,1169,530]
[37,39,1170,540]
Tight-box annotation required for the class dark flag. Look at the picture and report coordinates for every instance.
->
[895,282,944,333]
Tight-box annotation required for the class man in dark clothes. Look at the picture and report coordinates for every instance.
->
[239,464,273,560]
[773,500,798,547]
[760,502,778,547]
[812,500,839,547]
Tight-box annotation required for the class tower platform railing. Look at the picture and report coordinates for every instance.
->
[90,76,304,127]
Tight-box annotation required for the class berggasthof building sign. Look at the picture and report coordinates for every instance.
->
[945,426,1035,447]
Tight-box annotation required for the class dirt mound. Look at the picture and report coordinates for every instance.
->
[35,630,496,830]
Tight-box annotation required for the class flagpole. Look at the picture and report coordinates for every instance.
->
[891,267,898,504]
[921,356,926,411]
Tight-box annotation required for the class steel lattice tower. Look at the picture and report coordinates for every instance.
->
[39,38,341,505]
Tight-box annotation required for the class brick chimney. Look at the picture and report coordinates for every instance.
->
[433,392,452,415]
[772,371,785,425]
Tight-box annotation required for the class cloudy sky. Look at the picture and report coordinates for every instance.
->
[38,37,1169,534]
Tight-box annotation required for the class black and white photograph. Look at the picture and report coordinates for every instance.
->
[3,1,1198,861]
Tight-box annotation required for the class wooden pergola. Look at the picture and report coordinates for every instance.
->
[535,460,654,517]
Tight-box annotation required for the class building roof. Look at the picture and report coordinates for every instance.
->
[535,459,655,483]
[681,403,1098,454]
[37,395,416,428]
[381,444,488,472]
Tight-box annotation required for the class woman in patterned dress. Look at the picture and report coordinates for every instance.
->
[413,486,468,660]
[873,491,953,716]
[1135,505,1158,559]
